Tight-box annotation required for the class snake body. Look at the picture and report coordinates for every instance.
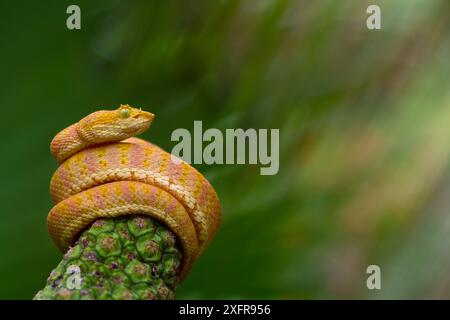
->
[47,104,221,280]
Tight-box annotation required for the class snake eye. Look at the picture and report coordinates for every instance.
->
[119,108,130,119]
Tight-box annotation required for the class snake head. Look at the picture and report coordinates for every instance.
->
[78,104,154,143]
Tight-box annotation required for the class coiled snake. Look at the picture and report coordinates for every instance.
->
[47,104,221,280]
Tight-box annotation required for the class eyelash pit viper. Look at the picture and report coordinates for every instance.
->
[46,104,221,283]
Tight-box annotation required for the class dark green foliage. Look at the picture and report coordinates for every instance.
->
[1,1,449,299]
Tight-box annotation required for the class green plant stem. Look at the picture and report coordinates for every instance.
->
[34,215,183,300]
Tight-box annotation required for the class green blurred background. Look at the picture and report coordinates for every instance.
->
[0,0,449,299]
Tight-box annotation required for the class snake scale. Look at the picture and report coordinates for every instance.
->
[48,104,221,280]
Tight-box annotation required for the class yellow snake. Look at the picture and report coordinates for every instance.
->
[47,104,221,280]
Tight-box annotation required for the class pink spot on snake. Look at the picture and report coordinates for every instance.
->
[165,198,178,214]
[129,144,145,168]
[104,144,120,168]
[93,188,106,209]
[165,153,183,180]
[146,186,158,205]
[120,183,133,202]
[83,149,99,174]
[65,198,78,215]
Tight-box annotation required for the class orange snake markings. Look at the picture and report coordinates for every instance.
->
[47,105,221,280]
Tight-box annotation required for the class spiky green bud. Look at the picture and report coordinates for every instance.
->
[34,215,182,300]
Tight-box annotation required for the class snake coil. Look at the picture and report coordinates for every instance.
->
[47,104,221,280]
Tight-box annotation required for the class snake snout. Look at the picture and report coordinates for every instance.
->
[134,111,154,121]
